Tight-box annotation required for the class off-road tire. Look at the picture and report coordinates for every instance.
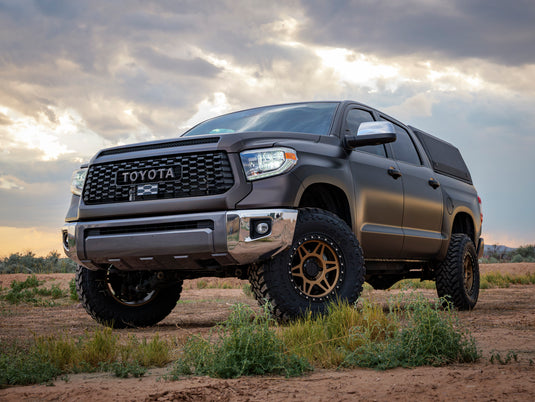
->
[248,208,365,321]
[76,265,182,328]
[436,233,480,310]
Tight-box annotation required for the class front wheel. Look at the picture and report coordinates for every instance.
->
[76,265,182,328]
[249,208,365,321]
[436,234,480,310]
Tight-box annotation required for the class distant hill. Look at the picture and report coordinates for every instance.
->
[484,244,516,254]
[483,244,516,258]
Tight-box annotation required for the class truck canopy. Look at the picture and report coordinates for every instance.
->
[409,126,472,184]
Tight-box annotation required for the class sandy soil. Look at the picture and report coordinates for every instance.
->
[1,263,534,401]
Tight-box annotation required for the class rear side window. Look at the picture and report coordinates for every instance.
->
[345,109,374,134]
[346,109,386,157]
[389,123,422,165]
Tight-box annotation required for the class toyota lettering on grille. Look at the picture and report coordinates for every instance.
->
[117,166,182,185]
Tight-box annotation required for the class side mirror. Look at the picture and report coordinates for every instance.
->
[344,121,397,149]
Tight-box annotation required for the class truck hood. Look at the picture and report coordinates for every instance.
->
[89,132,322,165]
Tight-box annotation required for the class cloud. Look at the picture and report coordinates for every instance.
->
[0,226,63,257]
[0,175,24,191]
[0,0,533,249]
[297,0,535,66]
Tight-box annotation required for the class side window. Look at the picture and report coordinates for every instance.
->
[345,109,386,157]
[389,123,422,165]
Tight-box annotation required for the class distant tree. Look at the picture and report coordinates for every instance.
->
[0,251,76,274]
[515,245,535,260]
[511,254,524,263]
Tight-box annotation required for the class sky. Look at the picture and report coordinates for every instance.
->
[0,0,534,256]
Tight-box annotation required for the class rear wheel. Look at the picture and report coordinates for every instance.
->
[436,234,480,310]
[76,265,182,328]
[249,208,365,321]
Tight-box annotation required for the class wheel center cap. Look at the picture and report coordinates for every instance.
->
[303,258,322,279]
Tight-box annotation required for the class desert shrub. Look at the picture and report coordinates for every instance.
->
[69,278,79,301]
[511,254,524,263]
[170,304,310,379]
[0,329,173,387]
[342,295,479,369]
[0,347,61,387]
[0,251,76,274]
[282,300,396,368]
[480,272,535,289]
[0,275,68,306]
[241,283,253,297]
[514,245,535,260]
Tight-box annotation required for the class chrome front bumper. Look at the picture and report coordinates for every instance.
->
[62,209,298,271]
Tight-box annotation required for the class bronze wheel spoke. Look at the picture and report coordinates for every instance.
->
[290,238,341,298]
[317,280,330,292]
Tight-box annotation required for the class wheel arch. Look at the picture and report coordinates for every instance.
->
[298,182,352,229]
[451,211,476,244]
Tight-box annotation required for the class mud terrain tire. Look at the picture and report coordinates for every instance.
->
[249,208,365,321]
[436,233,480,310]
[76,265,182,328]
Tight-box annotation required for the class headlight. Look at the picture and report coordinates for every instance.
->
[70,168,87,196]
[240,147,298,181]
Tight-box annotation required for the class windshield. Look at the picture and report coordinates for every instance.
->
[183,102,339,137]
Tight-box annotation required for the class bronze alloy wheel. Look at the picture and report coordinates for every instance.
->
[289,236,342,300]
[106,270,158,307]
[248,208,365,321]
[463,254,474,293]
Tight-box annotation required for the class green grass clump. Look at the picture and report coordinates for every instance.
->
[170,304,311,379]
[342,295,480,370]
[480,272,535,289]
[0,275,68,306]
[374,272,535,291]
[391,279,436,290]
[0,329,173,387]
[281,300,396,368]
[281,295,479,371]
[0,347,61,387]
[69,278,79,301]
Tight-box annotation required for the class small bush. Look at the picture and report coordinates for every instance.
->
[342,295,480,369]
[0,348,61,387]
[0,251,76,274]
[109,361,147,378]
[1,275,68,306]
[1,330,173,387]
[69,278,79,301]
[170,304,311,379]
[241,283,253,297]
[282,300,396,368]
[511,254,524,263]
[480,272,535,289]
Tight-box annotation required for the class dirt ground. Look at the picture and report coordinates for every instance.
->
[1,263,534,401]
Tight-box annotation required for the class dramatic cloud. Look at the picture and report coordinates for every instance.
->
[0,0,533,254]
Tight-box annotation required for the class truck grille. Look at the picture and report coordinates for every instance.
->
[83,152,234,204]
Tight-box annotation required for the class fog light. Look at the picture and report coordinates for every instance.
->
[62,230,69,250]
[255,222,270,235]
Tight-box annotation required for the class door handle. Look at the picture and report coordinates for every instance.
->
[387,167,402,179]
[428,178,440,189]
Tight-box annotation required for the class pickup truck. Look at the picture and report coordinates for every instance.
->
[63,101,484,327]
